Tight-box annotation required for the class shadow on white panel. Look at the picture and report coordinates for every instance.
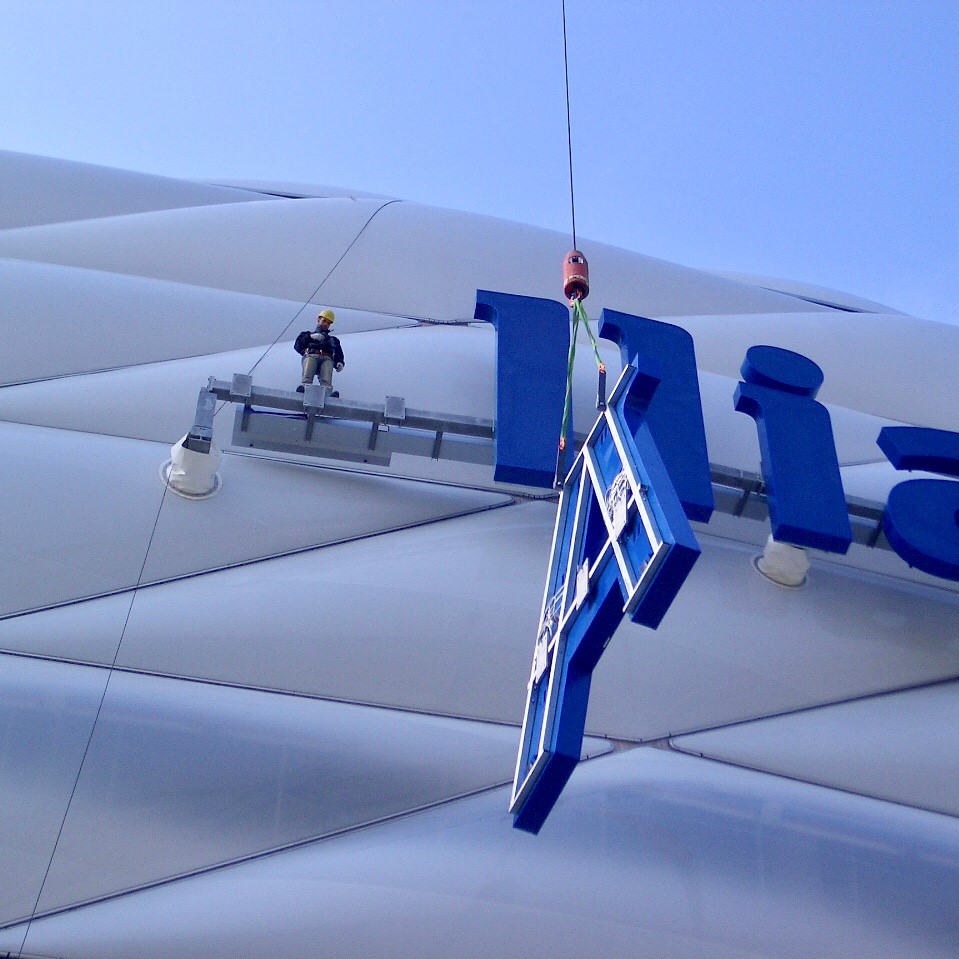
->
[7,747,955,959]
[671,681,959,814]
[0,654,523,924]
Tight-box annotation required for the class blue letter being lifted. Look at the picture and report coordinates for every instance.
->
[474,290,569,487]
[510,360,700,833]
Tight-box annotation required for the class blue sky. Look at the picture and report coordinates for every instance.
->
[2,0,955,324]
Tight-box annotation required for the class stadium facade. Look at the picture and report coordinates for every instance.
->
[0,150,956,958]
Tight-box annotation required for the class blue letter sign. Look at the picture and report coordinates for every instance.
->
[474,290,569,487]
[510,361,700,833]
[599,309,714,523]
[877,426,959,581]
[475,291,957,590]
[734,345,853,553]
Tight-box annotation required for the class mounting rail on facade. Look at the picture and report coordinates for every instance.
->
[188,374,497,468]
[185,375,891,552]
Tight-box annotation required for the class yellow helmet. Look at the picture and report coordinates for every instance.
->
[318,309,335,325]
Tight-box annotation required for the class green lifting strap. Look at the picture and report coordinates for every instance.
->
[556,298,608,487]
[574,298,604,370]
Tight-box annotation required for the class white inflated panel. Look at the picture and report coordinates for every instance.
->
[0,593,131,665]
[0,151,258,230]
[0,197,393,302]
[5,503,953,742]
[671,681,959,815]
[840,460,949,504]
[0,422,510,619]
[671,311,957,430]
[5,748,955,959]
[589,533,957,741]
[0,332,432,447]
[316,200,827,322]
[34,503,551,709]
[0,326,621,495]
[212,178,395,201]
[0,257,414,385]
[0,656,108,925]
[0,329,500,446]
[697,369,903,473]
[0,653,521,923]
[708,269,909,315]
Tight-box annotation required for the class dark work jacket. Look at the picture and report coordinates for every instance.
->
[294,329,344,366]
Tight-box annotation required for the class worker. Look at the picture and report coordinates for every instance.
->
[294,309,345,396]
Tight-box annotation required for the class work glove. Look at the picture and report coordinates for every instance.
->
[310,332,322,341]
[335,363,344,372]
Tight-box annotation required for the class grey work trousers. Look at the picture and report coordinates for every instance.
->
[302,353,334,388]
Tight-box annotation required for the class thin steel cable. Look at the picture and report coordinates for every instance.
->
[558,0,608,486]
[15,194,401,957]
[242,198,401,383]
[562,0,577,249]
[16,480,172,957]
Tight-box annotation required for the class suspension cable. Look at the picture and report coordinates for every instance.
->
[562,0,577,249]
[555,2,606,489]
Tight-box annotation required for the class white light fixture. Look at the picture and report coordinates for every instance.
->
[161,435,222,499]
[753,534,809,588]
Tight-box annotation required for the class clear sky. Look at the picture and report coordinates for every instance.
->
[2,0,956,324]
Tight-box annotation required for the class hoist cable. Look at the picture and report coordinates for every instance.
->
[557,3,610,483]
[562,0,577,249]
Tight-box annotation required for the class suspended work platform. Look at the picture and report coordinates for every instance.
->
[188,374,497,468]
